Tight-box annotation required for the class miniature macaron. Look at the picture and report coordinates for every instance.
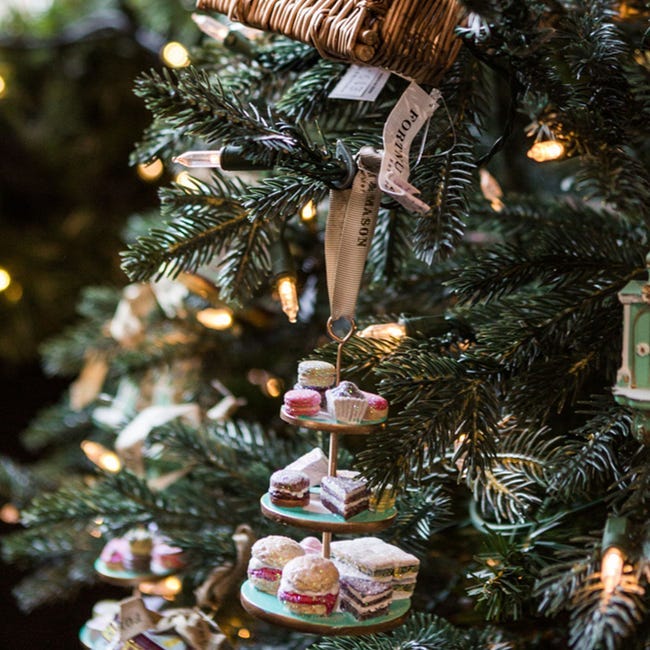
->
[283,388,321,417]
[247,535,305,594]
[278,555,340,616]
[297,360,336,390]
[269,469,310,507]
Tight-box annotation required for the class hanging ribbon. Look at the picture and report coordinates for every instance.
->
[325,147,382,323]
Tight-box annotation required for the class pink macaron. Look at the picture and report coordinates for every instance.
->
[284,388,321,416]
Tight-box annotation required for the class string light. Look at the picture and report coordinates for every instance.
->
[600,516,629,594]
[265,377,283,398]
[196,307,234,330]
[359,322,407,339]
[138,575,183,599]
[80,441,122,473]
[300,200,317,222]
[191,13,230,41]
[479,168,504,212]
[271,238,299,323]
[136,158,164,182]
[161,42,191,68]
[0,75,6,99]
[276,276,299,323]
[173,150,223,169]
[0,267,11,292]
[237,628,252,639]
[0,503,20,524]
[173,146,275,172]
[527,139,565,163]
[174,171,199,189]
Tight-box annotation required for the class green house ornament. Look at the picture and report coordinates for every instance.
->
[613,254,650,443]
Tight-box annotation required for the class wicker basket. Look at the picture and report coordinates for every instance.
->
[196,0,464,85]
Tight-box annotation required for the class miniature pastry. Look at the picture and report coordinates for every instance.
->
[247,535,305,594]
[123,528,153,573]
[99,537,129,571]
[278,555,340,616]
[339,575,393,620]
[331,537,420,595]
[269,469,310,507]
[283,388,321,417]
[320,475,369,519]
[325,381,368,424]
[296,360,336,405]
[299,536,323,555]
[284,448,329,486]
[362,391,389,422]
[151,541,185,572]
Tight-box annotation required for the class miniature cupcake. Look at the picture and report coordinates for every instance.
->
[123,528,153,573]
[278,555,340,616]
[269,469,310,507]
[283,388,321,417]
[326,381,368,424]
[297,360,336,406]
[247,535,305,594]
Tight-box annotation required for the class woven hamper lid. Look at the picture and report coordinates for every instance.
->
[196,0,464,85]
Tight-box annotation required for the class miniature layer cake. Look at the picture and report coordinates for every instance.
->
[331,537,420,598]
[320,475,369,519]
[339,575,393,620]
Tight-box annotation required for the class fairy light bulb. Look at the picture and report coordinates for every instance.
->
[479,168,504,212]
[277,275,299,323]
[137,158,164,182]
[81,441,122,473]
[196,307,233,330]
[601,546,625,594]
[173,150,223,169]
[527,139,565,163]
[0,267,11,292]
[139,575,183,599]
[0,503,20,524]
[191,13,230,40]
[174,171,198,189]
[0,75,6,99]
[300,200,317,222]
[161,41,190,68]
[359,322,407,339]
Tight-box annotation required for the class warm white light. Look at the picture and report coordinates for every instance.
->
[359,322,407,339]
[237,628,252,639]
[191,13,230,41]
[0,75,6,98]
[277,276,299,323]
[137,158,164,182]
[174,171,199,188]
[0,267,11,292]
[479,168,504,212]
[81,441,122,473]
[161,42,190,68]
[139,575,183,599]
[196,307,233,330]
[0,503,20,524]
[173,150,223,169]
[601,546,625,594]
[300,200,317,221]
[265,377,283,398]
[527,140,565,162]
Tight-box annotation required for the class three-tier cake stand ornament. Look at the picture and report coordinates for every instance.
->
[613,253,650,444]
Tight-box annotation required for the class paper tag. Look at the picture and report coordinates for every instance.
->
[329,65,390,102]
[120,596,155,642]
[379,82,442,214]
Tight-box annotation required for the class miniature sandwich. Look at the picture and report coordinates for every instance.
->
[278,555,340,616]
[247,535,305,594]
[320,474,369,519]
[339,575,393,620]
[331,537,420,598]
[284,447,329,486]
[269,469,310,507]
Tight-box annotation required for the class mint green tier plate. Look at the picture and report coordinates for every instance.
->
[79,624,92,649]
[261,488,396,533]
[94,558,174,587]
[240,580,410,636]
[280,406,385,434]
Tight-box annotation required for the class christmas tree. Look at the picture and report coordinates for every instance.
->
[3,1,650,648]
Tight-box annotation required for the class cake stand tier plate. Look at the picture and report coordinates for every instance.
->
[280,407,384,434]
[260,488,396,533]
[240,580,410,636]
[94,558,174,587]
